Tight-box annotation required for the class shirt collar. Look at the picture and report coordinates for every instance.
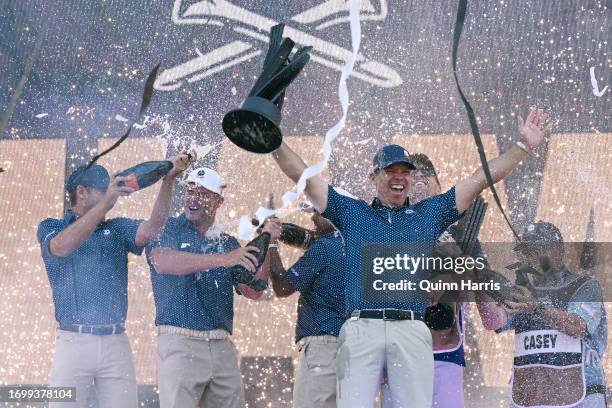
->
[371,197,411,209]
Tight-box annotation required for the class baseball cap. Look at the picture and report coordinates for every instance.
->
[372,144,416,172]
[182,167,226,195]
[66,164,110,192]
[514,222,564,251]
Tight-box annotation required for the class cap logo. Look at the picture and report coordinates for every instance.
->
[197,169,206,176]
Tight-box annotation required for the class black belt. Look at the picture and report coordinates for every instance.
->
[586,384,607,396]
[59,323,125,335]
[354,309,423,321]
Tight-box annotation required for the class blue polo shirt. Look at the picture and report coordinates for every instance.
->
[283,232,345,342]
[37,213,143,325]
[146,214,241,333]
[321,185,462,316]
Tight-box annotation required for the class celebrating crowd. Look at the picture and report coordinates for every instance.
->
[37,107,607,407]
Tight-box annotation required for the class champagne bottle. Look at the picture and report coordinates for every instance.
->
[250,218,316,250]
[117,161,174,190]
[279,223,316,249]
[231,232,270,291]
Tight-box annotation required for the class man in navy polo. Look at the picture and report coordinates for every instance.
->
[37,153,190,408]
[271,107,551,407]
[266,209,345,408]
[146,167,277,408]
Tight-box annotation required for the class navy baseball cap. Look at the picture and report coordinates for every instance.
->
[372,144,416,172]
[66,164,110,192]
[514,222,564,251]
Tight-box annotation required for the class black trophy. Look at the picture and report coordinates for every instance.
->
[222,23,312,153]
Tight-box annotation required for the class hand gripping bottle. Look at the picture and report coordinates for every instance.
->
[231,232,270,291]
[116,161,174,190]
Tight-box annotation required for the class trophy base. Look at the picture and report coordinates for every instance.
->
[222,97,282,154]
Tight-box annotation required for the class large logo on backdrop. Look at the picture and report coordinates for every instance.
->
[155,0,403,91]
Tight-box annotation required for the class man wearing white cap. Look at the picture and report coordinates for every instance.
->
[146,167,279,408]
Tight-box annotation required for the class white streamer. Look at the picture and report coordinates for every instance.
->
[238,0,362,239]
[282,0,361,208]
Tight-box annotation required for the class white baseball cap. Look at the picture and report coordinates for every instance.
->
[181,167,226,195]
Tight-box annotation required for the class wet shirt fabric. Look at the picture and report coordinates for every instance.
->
[146,214,241,333]
[283,232,345,342]
[37,212,143,325]
[322,185,462,315]
[498,268,608,390]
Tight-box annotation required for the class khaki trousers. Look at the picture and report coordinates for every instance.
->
[157,332,244,408]
[49,329,138,408]
[293,335,339,408]
[336,318,433,408]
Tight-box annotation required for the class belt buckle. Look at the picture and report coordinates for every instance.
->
[383,308,398,321]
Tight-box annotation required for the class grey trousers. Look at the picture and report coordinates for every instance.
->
[293,335,339,408]
[49,329,138,408]
[336,318,434,408]
[157,333,245,408]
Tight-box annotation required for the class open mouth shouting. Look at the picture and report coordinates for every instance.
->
[390,183,406,194]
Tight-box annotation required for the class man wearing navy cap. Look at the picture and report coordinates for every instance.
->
[147,167,276,408]
[270,107,551,407]
[37,153,190,408]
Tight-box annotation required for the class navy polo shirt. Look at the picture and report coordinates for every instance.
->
[283,232,345,342]
[146,214,241,333]
[321,185,462,315]
[37,213,143,325]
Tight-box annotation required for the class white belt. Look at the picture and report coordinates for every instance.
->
[157,325,229,340]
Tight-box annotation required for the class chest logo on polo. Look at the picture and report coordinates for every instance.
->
[405,209,415,215]
[180,242,191,249]
[103,229,111,236]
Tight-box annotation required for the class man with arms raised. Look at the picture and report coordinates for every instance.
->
[270,108,550,407]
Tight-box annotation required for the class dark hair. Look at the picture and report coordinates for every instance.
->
[68,190,78,206]
[409,153,440,185]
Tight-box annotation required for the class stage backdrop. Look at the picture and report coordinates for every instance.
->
[1,0,611,406]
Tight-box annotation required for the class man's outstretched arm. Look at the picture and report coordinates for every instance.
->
[271,142,329,212]
[455,107,552,213]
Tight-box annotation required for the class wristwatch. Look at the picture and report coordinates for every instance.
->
[515,141,531,153]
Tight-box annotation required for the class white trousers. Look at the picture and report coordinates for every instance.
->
[336,318,434,408]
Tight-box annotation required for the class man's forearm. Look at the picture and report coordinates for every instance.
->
[271,142,329,212]
[136,176,175,247]
[538,307,586,338]
[49,201,111,257]
[456,144,527,211]
[271,142,308,183]
[475,292,508,331]
[477,145,527,187]
[269,248,296,297]
[150,247,227,275]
